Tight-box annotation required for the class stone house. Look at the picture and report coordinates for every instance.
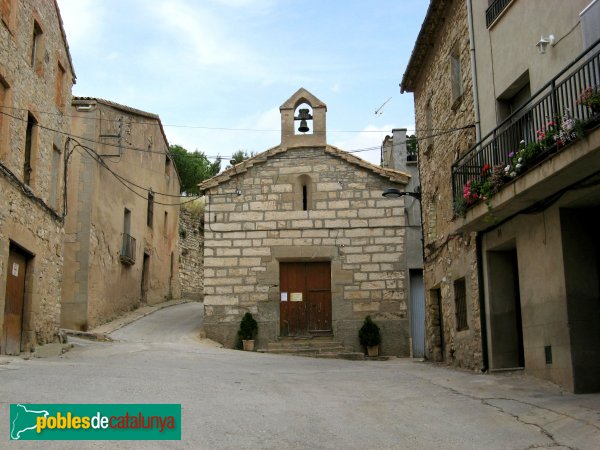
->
[178,205,204,300]
[401,0,481,369]
[0,0,75,354]
[199,88,412,355]
[381,129,424,358]
[403,0,600,393]
[61,98,181,330]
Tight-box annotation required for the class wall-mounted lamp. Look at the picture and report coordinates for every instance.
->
[536,34,555,54]
[382,187,421,201]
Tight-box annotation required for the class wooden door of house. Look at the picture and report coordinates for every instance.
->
[280,261,331,336]
[3,246,28,355]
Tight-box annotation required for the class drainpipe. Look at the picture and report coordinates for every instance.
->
[467,0,482,143]
[476,232,489,372]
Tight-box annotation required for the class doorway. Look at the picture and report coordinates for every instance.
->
[3,244,30,355]
[279,261,331,336]
[141,252,150,303]
[410,270,425,358]
[488,247,524,369]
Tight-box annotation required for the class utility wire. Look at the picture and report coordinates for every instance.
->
[69,138,201,205]
[0,105,472,134]
[0,110,387,159]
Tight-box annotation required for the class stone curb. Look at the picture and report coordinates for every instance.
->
[60,329,112,342]
[90,298,193,336]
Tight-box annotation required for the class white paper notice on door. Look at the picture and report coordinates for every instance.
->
[290,292,303,302]
[280,292,288,302]
[12,263,19,277]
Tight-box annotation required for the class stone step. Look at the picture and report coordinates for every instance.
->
[316,352,365,361]
[268,345,348,355]
[267,340,345,350]
[264,335,365,359]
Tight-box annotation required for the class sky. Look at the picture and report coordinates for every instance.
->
[56,0,428,166]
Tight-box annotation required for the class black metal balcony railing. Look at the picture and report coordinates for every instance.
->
[120,233,136,265]
[486,0,512,28]
[452,40,600,213]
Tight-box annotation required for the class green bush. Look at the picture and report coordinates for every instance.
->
[237,312,258,341]
[359,315,381,347]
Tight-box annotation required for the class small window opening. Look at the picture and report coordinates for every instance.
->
[454,278,468,331]
[302,185,308,211]
[24,112,37,185]
[147,191,154,228]
[31,20,42,67]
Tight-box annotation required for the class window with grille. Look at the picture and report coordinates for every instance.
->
[454,278,468,331]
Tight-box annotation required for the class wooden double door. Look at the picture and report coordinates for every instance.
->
[279,261,332,336]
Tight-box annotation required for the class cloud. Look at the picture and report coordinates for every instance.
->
[56,0,105,50]
[146,0,256,70]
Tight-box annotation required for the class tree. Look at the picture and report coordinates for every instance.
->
[169,145,221,195]
[227,149,255,168]
[407,134,418,158]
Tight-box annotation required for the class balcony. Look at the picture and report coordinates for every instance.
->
[120,233,136,265]
[485,0,512,28]
[452,40,600,232]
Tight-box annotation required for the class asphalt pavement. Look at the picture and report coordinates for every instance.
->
[1,302,599,449]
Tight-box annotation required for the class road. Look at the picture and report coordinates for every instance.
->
[1,302,599,449]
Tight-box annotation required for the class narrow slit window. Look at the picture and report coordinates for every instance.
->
[454,278,468,331]
[31,20,42,67]
[450,44,463,105]
[147,191,154,228]
[296,174,311,211]
[302,185,308,211]
[24,112,37,185]
[49,145,61,209]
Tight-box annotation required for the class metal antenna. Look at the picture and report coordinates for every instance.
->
[375,97,392,116]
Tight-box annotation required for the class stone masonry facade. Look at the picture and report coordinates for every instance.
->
[0,0,75,352]
[62,98,181,330]
[200,144,411,356]
[402,0,482,369]
[178,207,204,300]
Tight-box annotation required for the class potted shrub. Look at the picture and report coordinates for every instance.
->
[359,315,381,357]
[238,312,258,351]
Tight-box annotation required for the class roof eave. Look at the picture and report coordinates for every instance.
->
[400,0,447,94]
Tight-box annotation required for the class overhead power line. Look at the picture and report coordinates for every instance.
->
[1,105,470,134]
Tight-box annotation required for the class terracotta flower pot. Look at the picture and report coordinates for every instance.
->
[367,345,379,357]
[242,340,255,351]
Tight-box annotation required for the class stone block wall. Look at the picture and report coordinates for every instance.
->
[202,147,410,356]
[178,208,204,300]
[409,0,482,369]
[0,0,74,351]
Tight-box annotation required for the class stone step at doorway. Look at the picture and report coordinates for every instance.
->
[262,336,365,360]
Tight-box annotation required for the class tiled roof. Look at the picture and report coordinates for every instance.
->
[72,97,169,149]
[198,144,410,192]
